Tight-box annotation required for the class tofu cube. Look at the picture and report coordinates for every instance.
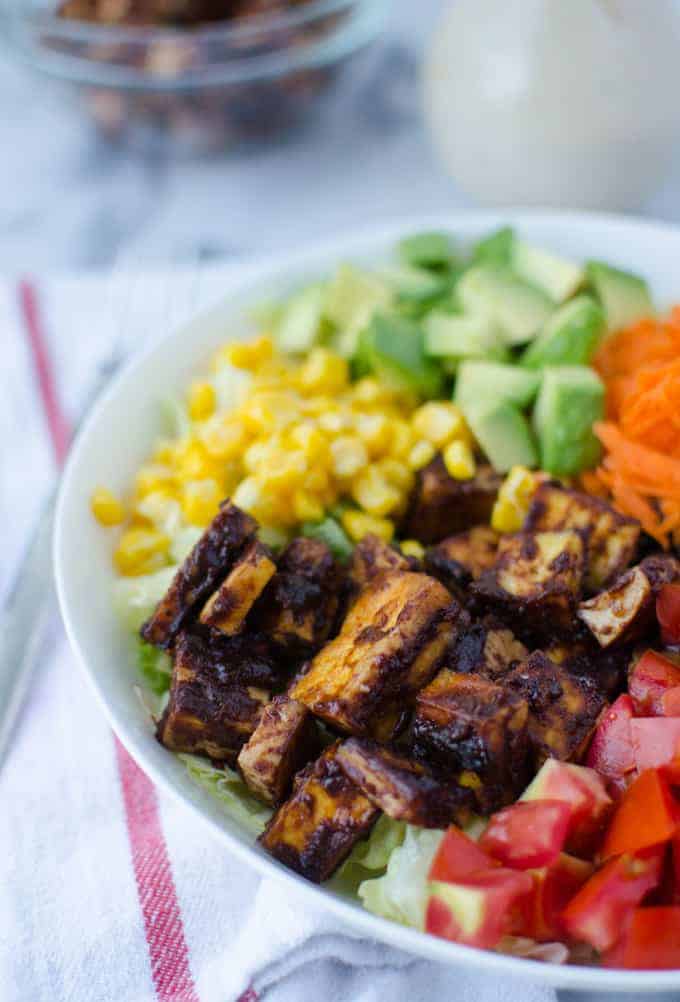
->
[349,534,412,592]
[200,540,276,636]
[258,743,379,882]
[451,617,528,682]
[237,695,319,806]
[412,670,530,814]
[402,455,502,544]
[425,526,499,598]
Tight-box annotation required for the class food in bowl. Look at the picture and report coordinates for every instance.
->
[93,226,680,970]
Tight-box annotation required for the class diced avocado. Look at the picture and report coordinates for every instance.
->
[533,365,605,476]
[424,312,508,361]
[325,264,393,357]
[465,401,539,472]
[398,231,454,269]
[381,265,451,304]
[586,260,654,333]
[358,313,444,400]
[473,227,583,302]
[473,226,515,266]
[275,284,325,354]
[455,361,541,412]
[457,265,554,345]
[302,516,353,561]
[520,295,605,369]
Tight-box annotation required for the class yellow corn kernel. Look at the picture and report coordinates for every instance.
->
[243,439,275,475]
[443,439,476,480]
[181,478,223,528]
[389,419,415,459]
[200,418,246,461]
[114,528,170,576]
[491,465,537,533]
[330,436,369,479]
[255,451,307,493]
[318,409,352,435]
[355,413,393,458]
[91,487,125,526]
[458,770,482,790]
[350,377,390,408]
[153,441,176,465]
[407,439,436,471]
[297,347,348,395]
[187,381,216,422]
[412,401,467,448]
[299,395,336,418]
[400,539,425,560]
[231,475,263,515]
[289,423,329,467]
[239,391,299,436]
[293,490,325,523]
[351,465,402,518]
[305,468,330,494]
[377,457,414,493]
[220,336,274,371]
[135,463,176,498]
[342,509,394,544]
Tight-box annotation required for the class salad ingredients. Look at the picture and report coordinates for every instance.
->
[602,769,679,859]
[619,906,680,970]
[585,695,636,796]
[478,800,571,870]
[533,366,604,477]
[629,650,680,716]
[657,584,680,646]
[358,825,444,929]
[520,760,612,857]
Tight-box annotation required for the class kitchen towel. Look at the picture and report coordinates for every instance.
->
[0,265,556,1002]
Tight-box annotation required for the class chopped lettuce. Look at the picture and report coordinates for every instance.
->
[113,565,177,632]
[358,825,444,929]
[137,639,172,696]
[179,754,272,836]
[333,816,406,894]
[169,527,203,565]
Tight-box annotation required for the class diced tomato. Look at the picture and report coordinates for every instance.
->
[561,846,665,952]
[629,650,680,716]
[521,760,613,856]
[662,687,680,717]
[602,769,680,860]
[657,584,680,647]
[528,854,593,942]
[426,868,533,949]
[586,695,636,797]
[630,719,680,782]
[479,800,571,870]
[620,907,680,969]
[428,825,497,883]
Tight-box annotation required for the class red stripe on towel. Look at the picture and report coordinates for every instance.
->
[18,277,200,1002]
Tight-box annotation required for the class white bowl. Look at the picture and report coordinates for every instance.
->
[55,210,680,994]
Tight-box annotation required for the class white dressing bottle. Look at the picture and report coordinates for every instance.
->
[423,0,680,210]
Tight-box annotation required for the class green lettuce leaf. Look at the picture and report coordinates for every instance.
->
[113,565,177,632]
[137,640,172,696]
[358,825,444,929]
[333,816,406,893]
[179,754,272,836]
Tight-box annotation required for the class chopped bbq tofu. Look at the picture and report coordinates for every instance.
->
[578,554,680,649]
[237,695,319,806]
[504,651,605,767]
[142,501,257,649]
[402,455,502,544]
[200,540,276,636]
[252,537,343,659]
[450,617,528,682]
[156,627,278,763]
[258,743,379,882]
[335,737,474,828]
[412,670,530,814]
[290,571,461,739]
[348,534,412,591]
[425,526,499,599]
[471,530,585,640]
[524,481,639,592]
[544,640,629,699]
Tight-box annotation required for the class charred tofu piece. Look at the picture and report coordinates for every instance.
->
[290,572,462,738]
[412,670,530,814]
[425,526,499,598]
[200,540,276,636]
[335,737,474,828]
[578,554,680,649]
[156,627,278,762]
[451,617,528,682]
[544,640,629,700]
[504,652,605,767]
[253,538,343,659]
[142,501,257,649]
[402,455,502,544]
[258,743,379,882]
[471,530,585,640]
[524,481,639,592]
[349,534,412,591]
[237,695,319,806]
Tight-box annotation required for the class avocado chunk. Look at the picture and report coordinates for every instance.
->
[457,265,554,345]
[473,227,584,302]
[399,231,455,269]
[325,265,393,357]
[424,312,509,363]
[473,226,515,266]
[586,260,654,333]
[275,284,325,354]
[455,361,541,412]
[520,295,605,369]
[465,401,539,472]
[533,365,605,476]
[357,313,444,400]
[381,265,451,304]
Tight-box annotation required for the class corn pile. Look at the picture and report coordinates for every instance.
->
[491,466,540,533]
[92,336,475,575]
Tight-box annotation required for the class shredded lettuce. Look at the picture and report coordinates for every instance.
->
[114,565,178,632]
[332,815,406,894]
[170,527,203,564]
[137,639,172,696]
[358,825,444,929]
[179,754,273,836]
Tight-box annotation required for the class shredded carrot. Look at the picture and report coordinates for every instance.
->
[586,306,680,546]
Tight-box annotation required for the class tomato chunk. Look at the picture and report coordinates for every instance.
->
[426,868,533,949]
[586,695,635,796]
[602,769,680,860]
[631,719,680,781]
[561,846,664,952]
[528,853,593,942]
[629,650,680,717]
[620,907,680,969]
[657,584,680,647]
[521,760,612,855]
[479,800,570,870]
[662,687,680,717]
[428,825,496,884]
